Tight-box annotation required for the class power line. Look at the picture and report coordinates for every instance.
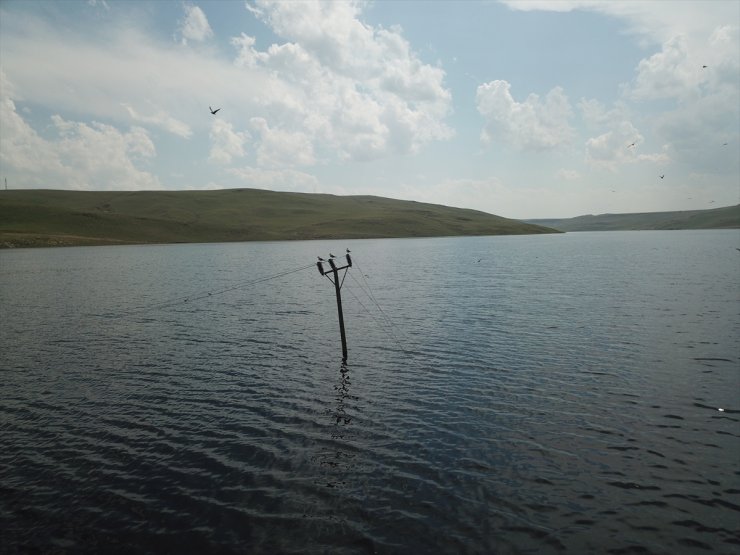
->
[348,261,407,343]
[99,254,411,358]
[343,277,406,354]
[106,262,316,319]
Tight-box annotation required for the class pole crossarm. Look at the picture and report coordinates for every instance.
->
[316,254,352,277]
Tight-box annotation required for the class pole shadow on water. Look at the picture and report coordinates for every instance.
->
[299,362,379,552]
[315,362,357,489]
[332,363,353,434]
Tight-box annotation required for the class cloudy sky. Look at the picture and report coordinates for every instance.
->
[1,0,738,219]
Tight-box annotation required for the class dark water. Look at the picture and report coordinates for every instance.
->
[1,230,739,554]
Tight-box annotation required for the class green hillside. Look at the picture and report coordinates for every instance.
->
[527,204,740,232]
[0,188,558,248]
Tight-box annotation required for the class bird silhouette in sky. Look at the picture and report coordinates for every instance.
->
[659,175,665,179]
[209,106,221,115]
[702,65,708,68]
[627,142,636,148]
[722,142,728,146]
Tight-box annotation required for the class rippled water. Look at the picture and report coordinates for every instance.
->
[2,230,739,554]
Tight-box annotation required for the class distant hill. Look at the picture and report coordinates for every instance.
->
[526,205,740,232]
[0,189,558,248]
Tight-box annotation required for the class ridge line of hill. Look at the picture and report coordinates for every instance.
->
[525,204,740,232]
[0,188,558,248]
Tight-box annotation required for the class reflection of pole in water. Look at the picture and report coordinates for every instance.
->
[332,362,352,433]
[316,364,356,488]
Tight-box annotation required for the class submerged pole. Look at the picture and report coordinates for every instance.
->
[330,260,348,362]
[317,254,352,362]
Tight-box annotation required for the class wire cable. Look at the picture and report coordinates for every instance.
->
[348,270,407,343]
[343,279,406,353]
[106,262,317,319]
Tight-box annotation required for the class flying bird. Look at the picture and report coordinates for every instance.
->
[702,65,708,68]
[659,175,664,179]
[209,106,221,115]
[627,142,636,148]
[722,142,728,146]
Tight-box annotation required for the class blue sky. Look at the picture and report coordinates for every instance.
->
[1,0,738,218]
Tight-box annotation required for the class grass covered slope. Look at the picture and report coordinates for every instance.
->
[527,204,740,232]
[0,189,558,247]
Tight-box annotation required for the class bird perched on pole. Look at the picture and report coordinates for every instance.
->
[346,248,351,253]
[318,256,325,261]
[329,253,336,258]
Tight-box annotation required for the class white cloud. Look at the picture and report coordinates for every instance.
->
[238,0,453,161]
[557,169,581,180]
[502,0,739,181]
[249,117,314,168]
[706,25,740,91]
[123,104,192,138]
[627,35,703,101]
[618,25,737,173]
[654,91,739,171]
[585,121,644,171]
[476,80,574,150]
[500,1,737,44]
[179,4,213,45]
[0,71,159,190]
[579,98,671,170]
[579,98,630,128]
[0,13,270,137]
[227,165,320,192]
[209,119,250,164]
[87,0,110,10]
[503,1,739,102]
[3,1,452,173]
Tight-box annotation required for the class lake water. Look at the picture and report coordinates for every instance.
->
[1,230,739,554]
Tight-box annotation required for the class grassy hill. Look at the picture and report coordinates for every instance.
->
[527,204,740,232]
[0,188,558,248]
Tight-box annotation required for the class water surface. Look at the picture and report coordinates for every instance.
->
[2,230,739,554]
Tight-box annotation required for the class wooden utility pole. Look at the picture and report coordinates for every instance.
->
[317,253,352,361]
